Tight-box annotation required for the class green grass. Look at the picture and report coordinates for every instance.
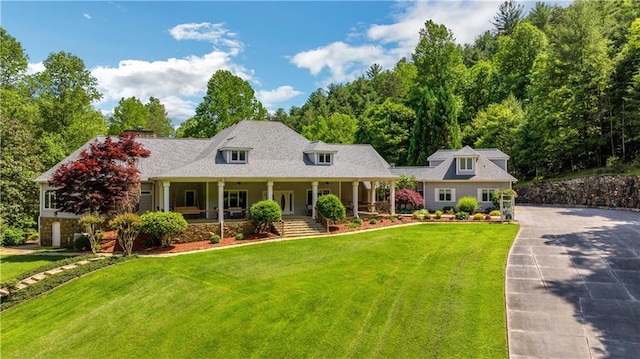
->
[0,224,518,358]
[0,255,72,282]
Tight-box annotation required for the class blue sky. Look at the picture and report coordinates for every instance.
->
[2,1,551,126]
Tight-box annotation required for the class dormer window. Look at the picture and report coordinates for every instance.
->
[318,153,332,165]
[458,157,474,172]
[222,148,251,163]
[230,150,247,163]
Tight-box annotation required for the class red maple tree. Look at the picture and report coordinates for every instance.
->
[49,133,151,215]
[394,188,424,209]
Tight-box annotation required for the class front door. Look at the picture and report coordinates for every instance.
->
[52,222,61,247]
[274,190,294,215]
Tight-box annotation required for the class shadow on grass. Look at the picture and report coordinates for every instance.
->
[535,210,640,358]
[0,254,72,264]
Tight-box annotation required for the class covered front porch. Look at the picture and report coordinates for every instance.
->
[150,178,397,223]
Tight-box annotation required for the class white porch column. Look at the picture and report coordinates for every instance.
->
[163,181,170,212]
[352,180,359,218]
[217,181,225,224]
[205,182,210,219]
[267,181,274,201]
[311,181,318,219]
[390,180,396,216]
[423,181,427,209]
[371,181,377,212]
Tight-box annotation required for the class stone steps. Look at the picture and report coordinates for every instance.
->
[283,219,327,238]
[1,257,106,298]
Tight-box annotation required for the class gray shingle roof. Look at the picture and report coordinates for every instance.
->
[37,121,398,182]
[392,148,516,182]
[428,147,509,161]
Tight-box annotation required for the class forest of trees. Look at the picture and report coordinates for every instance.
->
[1,0,639,239]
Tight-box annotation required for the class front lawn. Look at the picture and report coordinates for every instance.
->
[0,255,72,282]
[1,224,518,358]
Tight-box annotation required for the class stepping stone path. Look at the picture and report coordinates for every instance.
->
[1,257,106,296]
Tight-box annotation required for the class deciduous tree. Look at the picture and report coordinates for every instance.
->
[186,70,266,137]
[49,133,150,216]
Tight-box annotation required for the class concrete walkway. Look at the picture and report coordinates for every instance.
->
[507,206,640,358]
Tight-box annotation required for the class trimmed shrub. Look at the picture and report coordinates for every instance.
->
[109,213,141,256]
[489,210,501,217]
[412,209,429,220]
[249,200,282,233]
[78,215,105,253]
[455,211,469,220]
[457,196,479,213]
[473,213,485,220]
[316,194,346,223]
[353,217,363,225]
[210,234,220,244]
[139,211,188,247]
[236,233,245,240]
[73,234,91,251]
[434,210,443,219]
[369,219,377,225]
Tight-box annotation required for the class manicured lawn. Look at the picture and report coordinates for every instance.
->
[1,224,518,358]
[0,255,72,282]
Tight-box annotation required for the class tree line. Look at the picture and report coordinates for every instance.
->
[1,0,639,239]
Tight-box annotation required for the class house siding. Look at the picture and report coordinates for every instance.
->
[424,182,511,211]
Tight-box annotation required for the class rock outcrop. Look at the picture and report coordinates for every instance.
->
[516,175,639,209]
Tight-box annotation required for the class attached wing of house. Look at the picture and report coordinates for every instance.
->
[390,146,517,211]
[36,120,399,246]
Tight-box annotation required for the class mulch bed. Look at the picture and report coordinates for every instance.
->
[96,231,279,254]
[92,216,502,255]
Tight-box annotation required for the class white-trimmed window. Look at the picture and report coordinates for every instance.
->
[317,153,332,165]
[435,188,455,202]
[223,190,247,208]
[478,188,497,202]
[44,190,57,209]
[458,157,474,171]
[229,150,247,163]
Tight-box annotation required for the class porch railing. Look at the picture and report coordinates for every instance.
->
[315,207,330,233]
[273,220,285,238]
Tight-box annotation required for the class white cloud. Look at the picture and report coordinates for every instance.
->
[169,22,242,54]
[257,86,304,108]
[290,41,395,84]
[291,0,499,84]
[91,50,245,121]
[83,13,92,20]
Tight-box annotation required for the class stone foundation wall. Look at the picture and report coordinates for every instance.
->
[39,217,84,247]
[516,175,639,209]
[173,221,256,243]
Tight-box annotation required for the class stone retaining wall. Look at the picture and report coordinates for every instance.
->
[39,217,84,247]
[173,221,256,243]
[516,175,639,209]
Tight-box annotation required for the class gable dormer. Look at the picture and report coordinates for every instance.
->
[220,147,252,164]
[304,141,337,166]
[454,146,480,175]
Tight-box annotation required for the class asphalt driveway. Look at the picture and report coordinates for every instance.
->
[507,206,640,359]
